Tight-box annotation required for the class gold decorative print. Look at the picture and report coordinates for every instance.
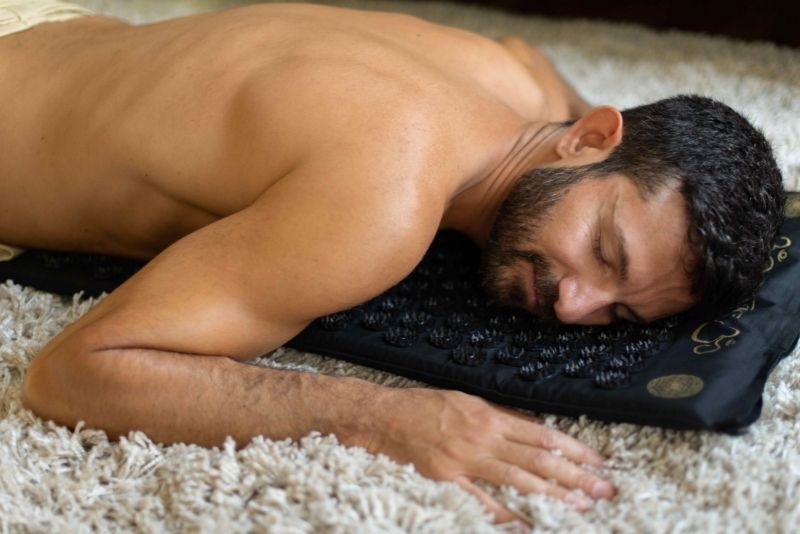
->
[647,374,704,399]
[785,193,800,218]
[697,200,793,354]
[691,320,741,355]
[691,232,792,355]
[730,298,756,320]
[763,236,792,273]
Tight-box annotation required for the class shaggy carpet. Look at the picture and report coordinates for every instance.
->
[1,0,798,532]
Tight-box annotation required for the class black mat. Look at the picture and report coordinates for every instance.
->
[3,204,799,433]
[0,250,142,298]
[287,216,800,433]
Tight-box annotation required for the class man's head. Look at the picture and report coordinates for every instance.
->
[481,95,785,325]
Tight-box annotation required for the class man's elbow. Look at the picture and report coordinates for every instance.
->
[22,332,114,432]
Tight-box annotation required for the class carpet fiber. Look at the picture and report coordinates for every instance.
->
[1,0,799,531]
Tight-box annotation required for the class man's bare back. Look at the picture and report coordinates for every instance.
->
[0,2,571,258]
[5,3,644,524]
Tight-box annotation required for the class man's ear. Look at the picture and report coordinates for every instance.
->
[555,106,623,160]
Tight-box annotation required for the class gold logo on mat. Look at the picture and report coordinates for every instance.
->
[691,320,741,355]
[763,236,791,273]
[785,194,800,218]
[691,233,791,355]
[730,298,756,319]
[647,375,704,399]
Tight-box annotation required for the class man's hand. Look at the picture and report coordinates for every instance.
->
[366,387,615,524]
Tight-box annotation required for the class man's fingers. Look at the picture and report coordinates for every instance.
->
[503,415,606,467]
[454,475,527,526]
[473,458,594,511]
[498,441,615,501]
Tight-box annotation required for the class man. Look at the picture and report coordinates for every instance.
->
[2,0,783,524]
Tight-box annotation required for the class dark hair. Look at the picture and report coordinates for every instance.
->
[578,95,785,319]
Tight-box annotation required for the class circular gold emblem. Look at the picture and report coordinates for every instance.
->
[786,194,800,218]
[647,374,704,399]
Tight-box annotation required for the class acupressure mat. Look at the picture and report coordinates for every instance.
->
[2,217,799,433]
[288,216,800,433]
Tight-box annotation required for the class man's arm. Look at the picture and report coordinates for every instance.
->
[22,151,614,523]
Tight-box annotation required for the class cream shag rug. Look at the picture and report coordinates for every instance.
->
[1,0,799,532]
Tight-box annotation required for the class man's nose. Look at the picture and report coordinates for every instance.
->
[554,275,615,325]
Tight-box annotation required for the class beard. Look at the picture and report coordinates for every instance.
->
[479,165,590,323]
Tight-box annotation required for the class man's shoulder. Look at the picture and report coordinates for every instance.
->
[232,30,532,219]
[242,152,446,317]
[241,69,470,195]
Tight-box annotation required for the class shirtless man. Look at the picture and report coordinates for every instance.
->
[3,1,784,524]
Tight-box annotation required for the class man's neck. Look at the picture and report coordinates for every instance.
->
[441,121,565,246]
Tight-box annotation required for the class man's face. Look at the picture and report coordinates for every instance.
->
[480,170,697,325]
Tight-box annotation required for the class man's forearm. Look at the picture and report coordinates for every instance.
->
[22,344,385,448]
[23,337,616,523]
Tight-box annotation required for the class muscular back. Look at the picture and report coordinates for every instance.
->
[0,3,556,259]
